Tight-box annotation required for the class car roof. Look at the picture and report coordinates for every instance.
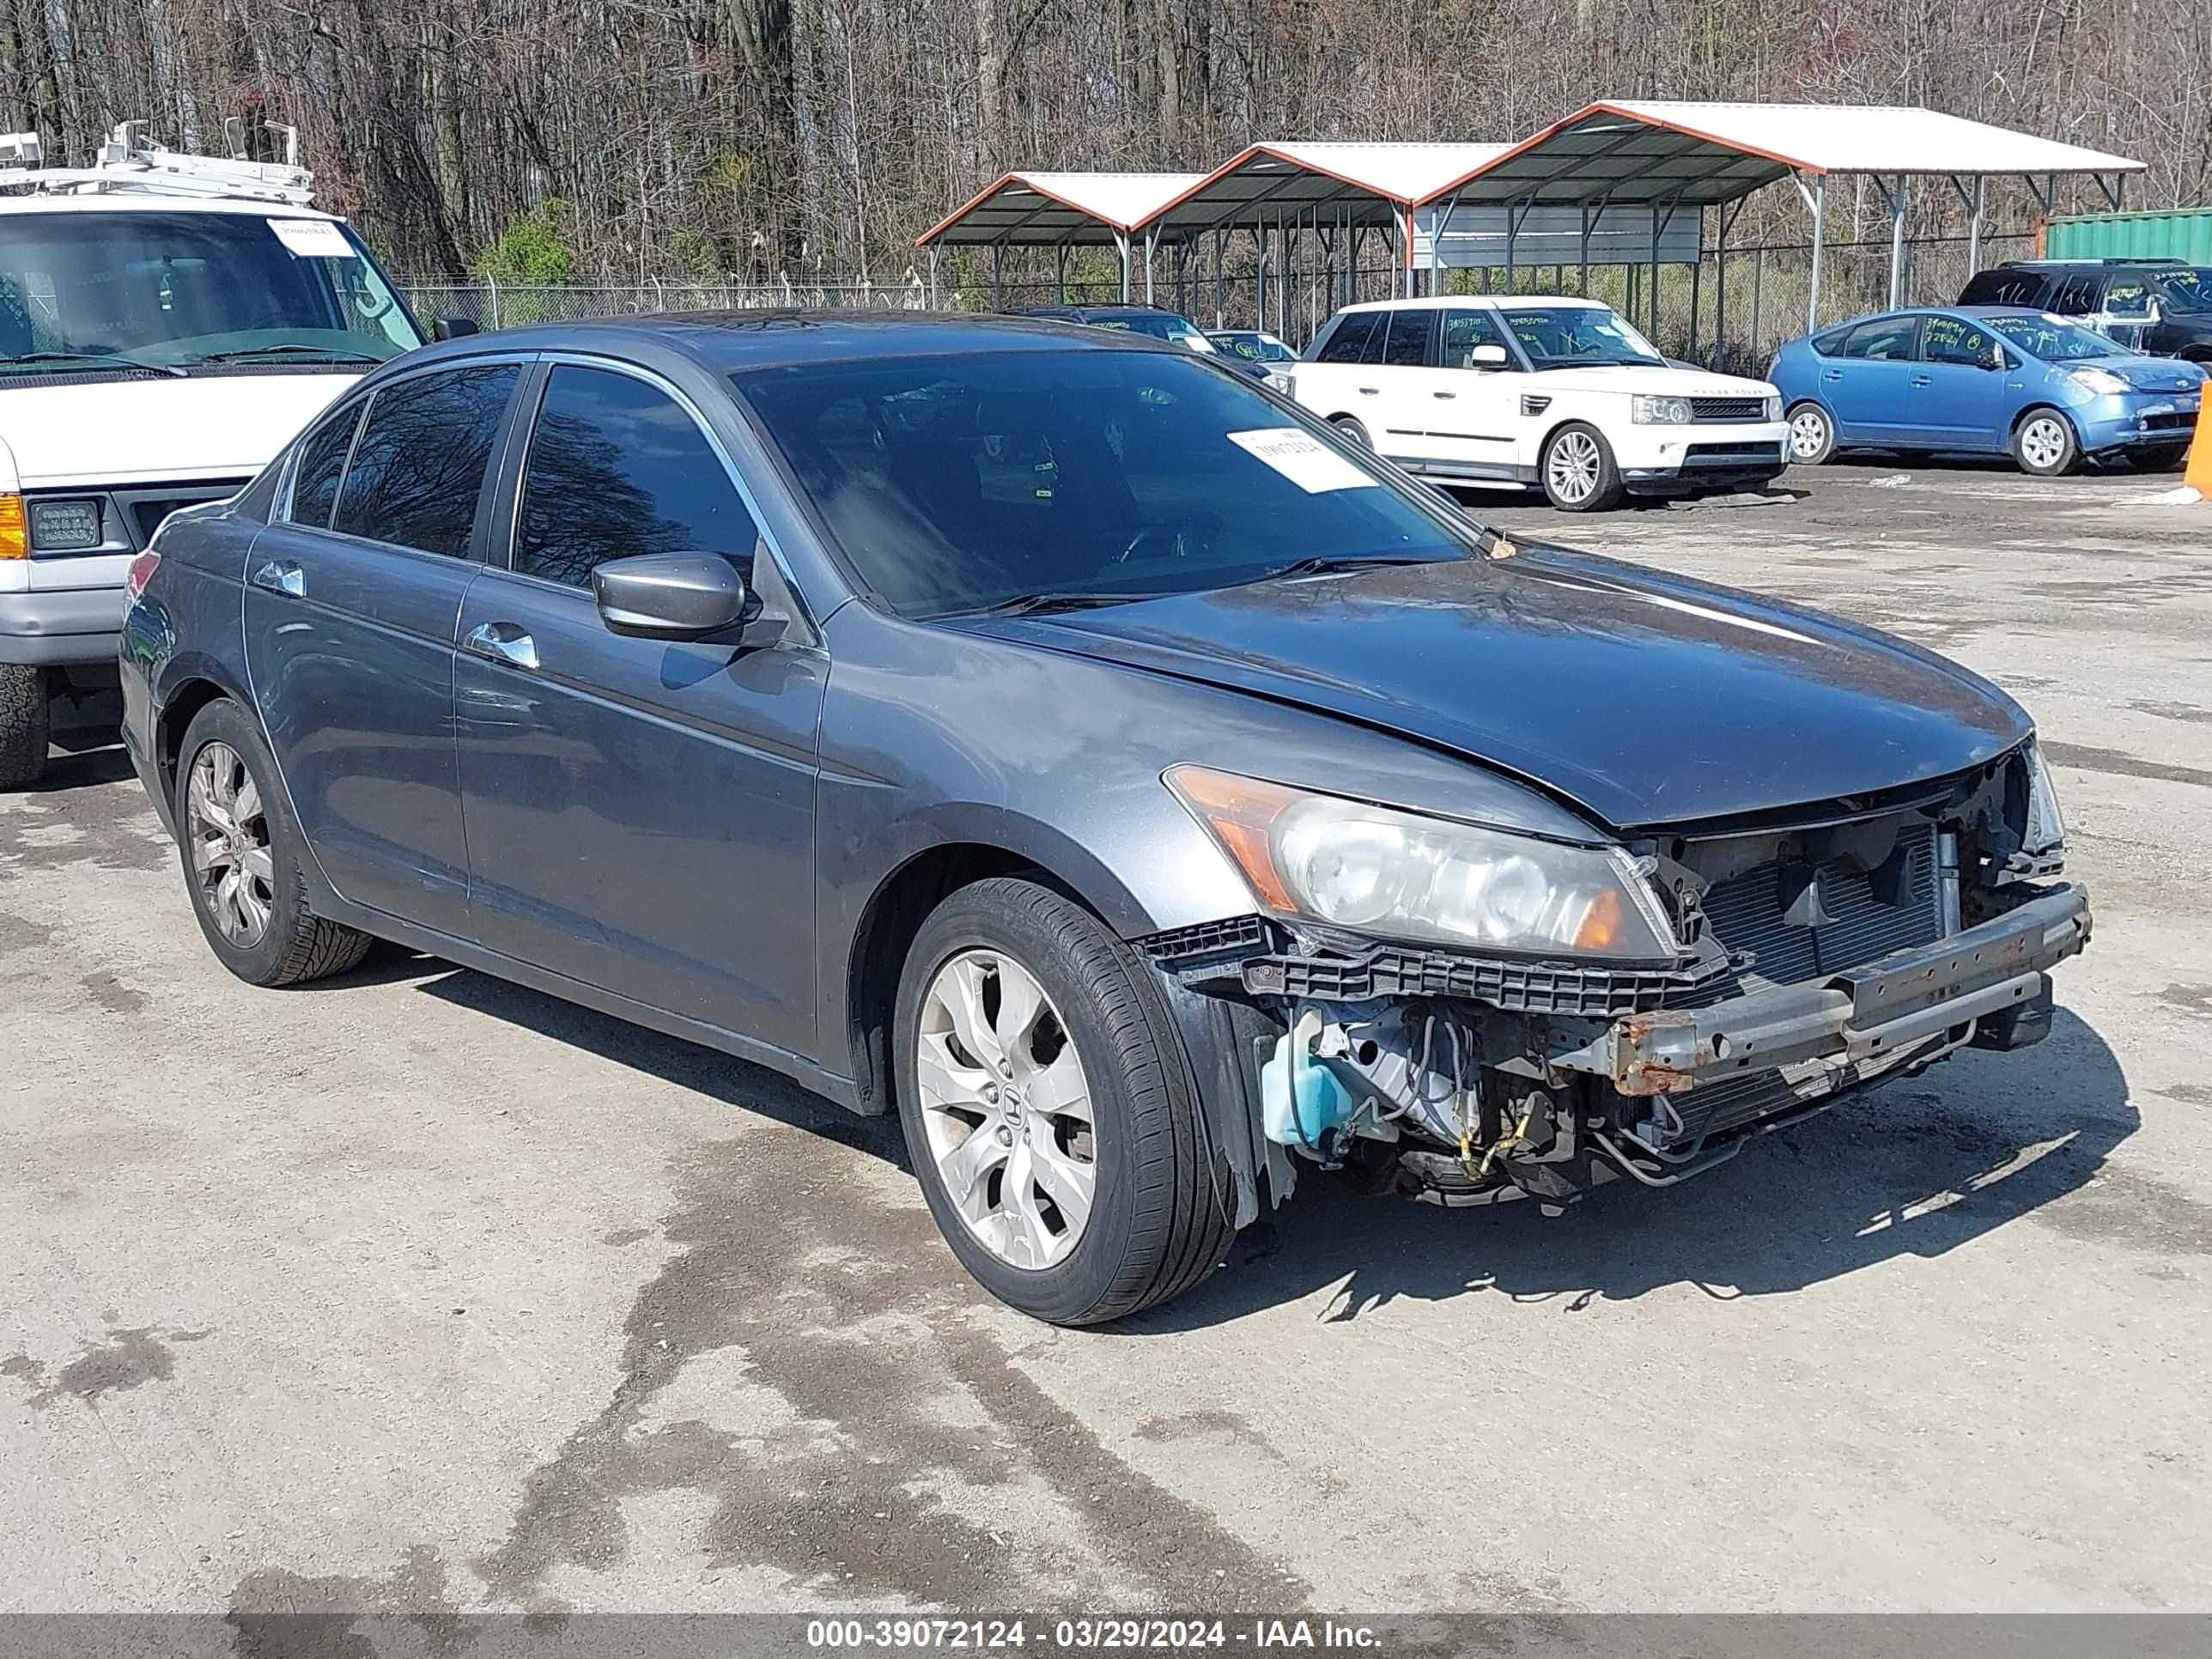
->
[0,192,343,222]
[425,310,1188,373]
[1336,295,1608,314]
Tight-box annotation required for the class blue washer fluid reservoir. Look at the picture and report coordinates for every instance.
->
[1261,1009,1358,1152]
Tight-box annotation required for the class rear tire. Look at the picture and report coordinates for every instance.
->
[894,876,1231,1326]
[173,699,374,988]
[1785,402,1836,465]
[0,664,48,791]
[1540,422,1626,511]
[2011,408,2080,477]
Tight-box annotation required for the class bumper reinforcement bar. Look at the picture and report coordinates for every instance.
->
[1559,883,2092,1097]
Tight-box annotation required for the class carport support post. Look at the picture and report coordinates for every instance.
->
[1402,205,1416,298]
[1144,228,1157,306]
[1649,204,1662,340]
[1800,173,1827,333]
[990,243,1003,307]
[1885,177,1907,309]
[1969,175,1984,275]
[1115,231,1131,303]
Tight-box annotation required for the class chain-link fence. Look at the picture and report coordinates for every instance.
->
[398,270,933,331]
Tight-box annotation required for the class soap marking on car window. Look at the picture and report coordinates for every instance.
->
[1225,428,1378,494]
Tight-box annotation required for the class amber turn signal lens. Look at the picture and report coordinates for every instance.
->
[1162,765,1303,914]
[1571,888,1627,952]
[0,495,26,561]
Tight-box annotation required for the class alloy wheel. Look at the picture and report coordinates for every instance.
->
[186,742,275,947]
[2020,416,2068,472]
[915,948,1096,1270]
[1789,408,1830,459]
[1547,430,1601,505]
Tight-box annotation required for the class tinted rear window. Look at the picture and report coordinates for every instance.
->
[288,403,362,529]
[1960,270,2048,307]
[1315,312,1382,363]
[331,363,520,558]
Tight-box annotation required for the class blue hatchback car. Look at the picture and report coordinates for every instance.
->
[1770,306,2206,477]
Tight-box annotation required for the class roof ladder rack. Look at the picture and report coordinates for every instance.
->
[0,120,314,206]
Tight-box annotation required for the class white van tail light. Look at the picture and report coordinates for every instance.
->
[125,550,161,602]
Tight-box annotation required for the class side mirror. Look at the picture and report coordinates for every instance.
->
[1468,343,1510,368]
[593,552,752,641]
[433,317,480,342]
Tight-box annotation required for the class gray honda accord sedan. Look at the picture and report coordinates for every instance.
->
[119,313,2091,1324]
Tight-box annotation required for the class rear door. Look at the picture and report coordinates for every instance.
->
[244,359,526,934]
[1821,314,1923,446]
[454,358,825,1055]
[1905,313,2012,450]
[1364,307,1440,465]
[1292,308,1384,425]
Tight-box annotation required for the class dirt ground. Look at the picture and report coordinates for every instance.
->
[4,457,2209,1624]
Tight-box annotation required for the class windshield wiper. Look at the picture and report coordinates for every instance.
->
[0,349,185,379]
[193,344,390,367]
[949,590,1164,618]
[1253,553,1455,582]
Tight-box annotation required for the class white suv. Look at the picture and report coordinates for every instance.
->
[0,129,431,787]
[1288,295,1789,512]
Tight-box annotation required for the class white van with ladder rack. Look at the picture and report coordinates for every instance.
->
[0,121,445,787]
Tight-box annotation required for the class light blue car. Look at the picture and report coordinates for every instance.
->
[1769,306,2207,477]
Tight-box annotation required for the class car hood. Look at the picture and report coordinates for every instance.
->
[959,549,2031,831]
[1516,363,1778,399]
[0,372,362,489]
[2081,355,2206,394]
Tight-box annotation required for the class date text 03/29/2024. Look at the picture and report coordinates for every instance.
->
[805,1618,1384,1650]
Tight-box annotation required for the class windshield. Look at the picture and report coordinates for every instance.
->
[737,349,1475,620]
[0,210,422,374]
[1502,305,1667,368]
[1986,313,2131,362]
[2150,268,2212,313]
[1213,332,1296,363]
[1090,313,1216,352]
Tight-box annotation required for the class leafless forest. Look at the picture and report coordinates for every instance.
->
[3,0,2209,296]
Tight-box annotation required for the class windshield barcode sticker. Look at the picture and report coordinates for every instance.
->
[268,218,353,258]
[1227,427,1379,494]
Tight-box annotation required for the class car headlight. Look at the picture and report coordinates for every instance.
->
[2024,740,2065,855]
[1632,394,1693,424]
[2067,367,2130,398]
[1763,394,1783,422]
[1165,765,1679,960]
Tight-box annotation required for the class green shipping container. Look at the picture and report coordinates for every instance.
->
[2045,209,2212,265]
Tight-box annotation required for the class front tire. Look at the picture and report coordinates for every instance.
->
[1540,422,1625,511]
[1328,414,1371,447]
[2012,408,2080,477]
[0,664,48,790]
[1785,401,1836,465]
[894,877,1231,1325]
[174,699,373,988]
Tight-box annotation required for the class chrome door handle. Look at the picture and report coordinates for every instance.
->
[1357,386,1380,395]
[465,621,539,672]
[1910,374,1932,387]
[1821,369,1843,381]
[1431,390,1457,399]
[251,559,305,598]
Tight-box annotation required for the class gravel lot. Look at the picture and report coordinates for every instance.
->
[4,458,2209,1623]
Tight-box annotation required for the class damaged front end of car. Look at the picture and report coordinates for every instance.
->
[1143,742,2090,1220]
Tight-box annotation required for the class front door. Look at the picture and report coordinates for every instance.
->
[1821,313,1923,447]
[244,362,524,933]
[455,361,826,1058]
[1905,313,2012,451]
[1411,307,1528,478]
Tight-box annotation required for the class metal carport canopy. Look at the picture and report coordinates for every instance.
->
[1139,143,1510,300]
[1419,101,2147,326]
[916,171,1207,247]
[915,170,1208,303]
